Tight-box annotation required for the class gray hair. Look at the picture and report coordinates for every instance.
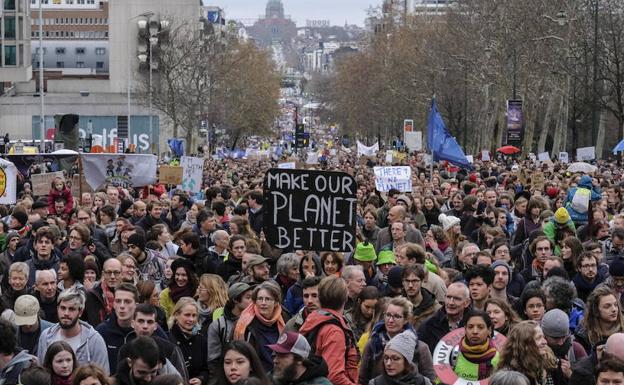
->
[276,253,301,276]
[342,265,363,281]
[9,262,29,280]
[449,281,470,299]
[210,230,229,244]
[35,269,57,283]
[58,288,86,310]
[490,371,530,385]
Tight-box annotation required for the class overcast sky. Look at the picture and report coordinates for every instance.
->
[206,0,377,27]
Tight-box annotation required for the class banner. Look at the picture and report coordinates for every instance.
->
[0,159,17,204]
[506,100,524,143]
[31,171,64,196]
[178,156,204,194]
[576,146,596,161]
[71,174,94,198]
[278,162,296,169]
[81,154,157,190]
[158,165,183,185]
[263,169,357,252]
[482,150,491,161]
[356,141,379,157]
[374,166,412,192]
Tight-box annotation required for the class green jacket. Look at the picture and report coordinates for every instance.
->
[542,219,576,256]
[453,351,500,381]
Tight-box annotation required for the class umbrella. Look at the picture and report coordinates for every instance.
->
[567,162,597,173]
[496,145,521,155]
[613,138,624,153]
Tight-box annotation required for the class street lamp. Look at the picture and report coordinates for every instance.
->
[38,0,44,153]
[127,12,154,151]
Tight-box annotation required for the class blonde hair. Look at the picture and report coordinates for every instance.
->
[198,274,228,310]
[168,297,199,329]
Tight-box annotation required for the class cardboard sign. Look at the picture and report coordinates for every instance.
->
[70,174,94,198]
[32,171,64,196]
[482,150,491,161]
[158,166,183,185]
[178,157,204,194]
[532,172,545,191]
[374,166,412,192]
[559,152,569,163]
[538,152,550,162]
[404,131,423,151]
[263,169,357,252]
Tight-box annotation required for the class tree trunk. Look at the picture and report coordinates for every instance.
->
[537,96,553,154]
[551,95,565,156]
[523,102,536,155]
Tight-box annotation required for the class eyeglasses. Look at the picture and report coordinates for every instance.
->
[403,278,421,286]
[384,313,404,320]
[383,355,403,363]
[256,296,275,304]
[103,270,122,276]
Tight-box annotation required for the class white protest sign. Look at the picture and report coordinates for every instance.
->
[357,141,379,157]
[466,155,474,164]
[528,153,537,162]
[577,146,596,161]
[482,150,491,161]
[178,156,204,194]
[278,162,296,169]
[306,152,319,165]
[374,166,412,192]
[559,152,569,163]
[538,152,550,162]
[404,131,423,152]
[385,150,393,164]
[423,154,432,165]
[0,159,17,204]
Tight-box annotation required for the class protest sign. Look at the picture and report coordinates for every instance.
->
[356,141,379,157]
[0,159,17,204]
[374,166,412,192]
[559,152,569,163]
[158,166,183,185]
[178,157,204,194]
[532,172,545,191]
[306,152,319,165]
[538,152,550,162]
[576,146,596,161]
[385,150,393,164]
[466,155,474,164]
[278,162,296,169]
[482,150,491,161]
[404,131,423,152]
[263,169,357,252]
[32,171,64,196]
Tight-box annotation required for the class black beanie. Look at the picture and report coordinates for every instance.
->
[128,232,146,250]
[12,211,28,227]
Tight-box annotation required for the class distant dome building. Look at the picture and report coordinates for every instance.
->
[248,0,296,48]
[266,0,285,19]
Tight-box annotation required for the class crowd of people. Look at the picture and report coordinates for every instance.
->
[1,153,624,385]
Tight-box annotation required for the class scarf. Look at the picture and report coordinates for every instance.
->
[197,301,212,324]
[169,283,196,303]
[233,302,285,341]
[532,257,544,274]
[51,375,72,385]
[459,337,497,380]
[381,368,426,385]
[101,282,115,317]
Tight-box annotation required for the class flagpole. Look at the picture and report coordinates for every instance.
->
[430,95,435,183]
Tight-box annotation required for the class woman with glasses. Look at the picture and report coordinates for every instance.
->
[359,297,435,385]
[232,281,286,372]
[168,297,208,385]
[160,258,199,319]
[369,329,432,385]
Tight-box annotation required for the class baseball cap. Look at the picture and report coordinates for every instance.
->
[228,282,252,300]
[267,332,311,359]
[246,254,269,269]
[14,295,40,326]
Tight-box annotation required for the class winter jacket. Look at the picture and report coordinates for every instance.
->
[565,176,601,224]
[568,353,597,385]
[269,355,333,385]
[248,206,264,236]
[48,186,74,216]
[453,350,500,381]
[137,249,166,288]
[16,318,52,356]
[299,308,360,385]
[83,283,110,327]
[159,288,176,320]
[284,254,324,314]
[411,288,441,329]
[25,254,60,286]
[37,320,110,374]
[95,314,133,374]
[217,256,242,282]
[0,350,35,385]
[573,272,606,303]
[191,224,213,253]
[418,308,465,354]
[543,219,576,256]
[361,226,380,246]
[359,326,435,385]
[168,324,208,385]
[285,307,310,332]
[369,370,432,385]
[206,305,239,385]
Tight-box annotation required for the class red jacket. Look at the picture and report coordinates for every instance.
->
[299,308,359,385]
[48,186,74,216]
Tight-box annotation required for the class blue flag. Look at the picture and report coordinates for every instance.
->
[427,98,473,169]
[167,139,185,158]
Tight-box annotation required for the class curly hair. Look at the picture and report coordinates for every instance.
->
[582,286,624,346]
[497,321,557,382]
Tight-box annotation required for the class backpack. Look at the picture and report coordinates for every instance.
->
[303,310,358,362]
[569,188,591,214]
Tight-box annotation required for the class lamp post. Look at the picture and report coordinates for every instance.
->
[38,0,44,153]
[127,12,154,151]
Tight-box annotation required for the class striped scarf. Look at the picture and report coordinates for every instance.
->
[459,337,497,380]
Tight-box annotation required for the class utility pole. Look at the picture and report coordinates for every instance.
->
[38,0,44,153]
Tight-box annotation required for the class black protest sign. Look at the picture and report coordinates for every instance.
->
[263,168,357,252]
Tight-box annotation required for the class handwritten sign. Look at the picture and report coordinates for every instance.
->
[263,169,357,252]
[532,172,545,191]
[374,166,412,192]
[482,150,491,161]
[32,171,64,196]
[559,152,569,163]
[278,162,296,169]
[538,152,550,162]
[159,166,183,185]
[178,157,203,194]
[577,146,596,161]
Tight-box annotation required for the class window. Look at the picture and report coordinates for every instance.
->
[4,0,15,11]
[76,61,84,68]
[75,47,85,54]
[35,47,46,54]
[55,47,65,54]
[96,61,103,69]
[4,45,16,66]
[95,47,105,55]
[4,16,16,39]
[56,61,63,68]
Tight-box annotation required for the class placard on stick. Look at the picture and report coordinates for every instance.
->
[159,166,183,185]
[32,171,64,196]
[263,169,357,252]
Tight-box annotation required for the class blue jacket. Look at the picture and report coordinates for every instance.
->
[95,314,133,374]
[565,176,601,223]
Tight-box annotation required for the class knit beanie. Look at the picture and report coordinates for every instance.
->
[354,242,376,262]
[385,330,417,362]
[610,258,624,278]
[128,232,146,250]
[491,260,511,277]
[11,211,28,227]
[387,266,404,289]
[438,214,461,232]
[541,309,570,338]
[554,207,571,225]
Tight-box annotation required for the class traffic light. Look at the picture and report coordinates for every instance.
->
[295,124,305,148]
[137,16,169,72]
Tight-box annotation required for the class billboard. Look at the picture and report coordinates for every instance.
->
[506,100,523,143]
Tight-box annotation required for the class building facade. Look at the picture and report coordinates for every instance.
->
[0,0,32,82]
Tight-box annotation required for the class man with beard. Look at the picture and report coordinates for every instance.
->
[402,264,440,328]
[242,254,271,285]
[286,277,322,332]
[573,252,606,302]
[115,337,162,385]
[127,233,165,288]
[269,332,331,385]
[541,309,587,375]
[489,260,519,308]
[84,258,123,326]
[136,201,169,233]
[36,288,109,373]
[33,269,59,322]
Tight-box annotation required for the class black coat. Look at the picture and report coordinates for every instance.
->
[95,314,133,374]
[217,257,242,282]
[82,283,109,327]
[168,324,208,385]
[417,308,464,354]
[568,353,597,385]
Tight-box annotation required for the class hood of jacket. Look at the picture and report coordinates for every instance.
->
[1,350,34,376]
[296,355,329,383]
[413,288,436,315]
[579,175,593,189]
[42,320,103,355]
[299,308,351,336]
